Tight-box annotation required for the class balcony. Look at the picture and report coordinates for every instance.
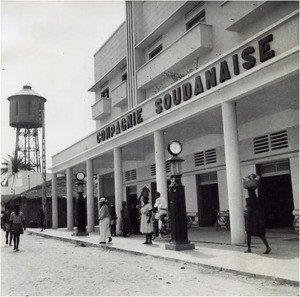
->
[136,22,213,90]
[225,1,281,32]
[91,98,111,120]
[111,81,127,107]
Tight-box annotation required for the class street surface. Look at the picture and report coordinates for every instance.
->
[1,231,298,296]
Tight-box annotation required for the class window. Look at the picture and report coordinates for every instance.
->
[186,10,206,30]
[101,88,109,99]
[253,130,288,154]
[149,44,163,60]
[122,73,127,81]
[125,169,137,181]
[194,149,217,166]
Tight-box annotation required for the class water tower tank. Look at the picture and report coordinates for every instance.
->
[8,85,47,129]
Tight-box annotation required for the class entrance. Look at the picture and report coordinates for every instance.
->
[197,172,219,227]
[257,160,294,228]
[126,186,138,208]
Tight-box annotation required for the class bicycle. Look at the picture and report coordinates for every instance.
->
[152,212,171,240]
[292,209,299,234]
[186,212,198,228]
[215,210,230,231]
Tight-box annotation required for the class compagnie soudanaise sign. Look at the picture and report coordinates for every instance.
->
[97,34,275,144]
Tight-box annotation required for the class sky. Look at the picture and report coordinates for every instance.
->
[1,0,125,172]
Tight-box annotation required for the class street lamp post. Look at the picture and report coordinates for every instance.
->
[75,172,88,236]
[165,140,195,251]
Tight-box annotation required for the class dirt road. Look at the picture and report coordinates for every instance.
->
[1,232,298,296]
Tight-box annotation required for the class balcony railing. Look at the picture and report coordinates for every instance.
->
[111,81,127,107]
[136,22,212,90]
[91,97,111,120]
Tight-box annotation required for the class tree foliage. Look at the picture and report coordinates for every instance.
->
[1,153,32,186]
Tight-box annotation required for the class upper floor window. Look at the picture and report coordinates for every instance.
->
[149,44,163,60]
[186,10,206,30]
[121,73,127,81]
[101,88,109,99]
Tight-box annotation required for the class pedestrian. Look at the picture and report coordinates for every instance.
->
[98,197,112,244]
[153,192,168,238]
[243,173,271,254]
[37,208,45,232]
[9,205,26,251]
[129,202,139,235]
[137,186,150,229]
[3,205,13,245]
[120,201,131,237]
[140,196,153,244]
[110,204,117,236]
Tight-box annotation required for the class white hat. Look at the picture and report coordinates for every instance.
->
[99,197,107,203]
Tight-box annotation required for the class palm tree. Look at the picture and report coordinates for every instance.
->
[1,153,32,187]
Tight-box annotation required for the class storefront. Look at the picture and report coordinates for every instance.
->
[50,1,299,244]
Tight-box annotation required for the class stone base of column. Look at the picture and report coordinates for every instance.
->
[165,242,195,251]
[74,230,89,236]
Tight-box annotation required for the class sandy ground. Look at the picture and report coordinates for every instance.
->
[1,231,299,296]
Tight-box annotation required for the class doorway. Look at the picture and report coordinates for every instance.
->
[197,172,219,227]
[126,186,138,208]
[257,160,294,228]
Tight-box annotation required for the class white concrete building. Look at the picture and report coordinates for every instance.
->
[50,1,299,244]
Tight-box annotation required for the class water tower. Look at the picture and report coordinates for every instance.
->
[8,85,47,172]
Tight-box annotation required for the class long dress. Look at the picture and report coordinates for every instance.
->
[245,196,266,236]
[140,203,153,234]
[99,204,111,242]
[120,207,131,231]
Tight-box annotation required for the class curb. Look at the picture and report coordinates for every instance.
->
[27,231,299,287]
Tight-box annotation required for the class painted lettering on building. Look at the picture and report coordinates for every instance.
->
[97,108,143,144]
[155,34,275,114]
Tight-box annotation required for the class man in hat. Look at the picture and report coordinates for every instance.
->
[98,197,112,244]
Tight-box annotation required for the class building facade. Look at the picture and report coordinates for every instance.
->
[51,1,299,244]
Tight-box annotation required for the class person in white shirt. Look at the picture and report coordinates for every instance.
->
[153,192,168,237]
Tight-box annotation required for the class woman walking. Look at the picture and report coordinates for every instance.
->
[140,196,153,244]
[98,198,112,244]
[10,205,26,251]
[243,174,271,254]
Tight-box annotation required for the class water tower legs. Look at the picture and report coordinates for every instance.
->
[15,127,41,171]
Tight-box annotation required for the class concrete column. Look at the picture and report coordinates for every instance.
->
[51,173,58,229]
[97,174,104,199]
[86,159,94,232]
[114,147,123,235]
[154,130,168,202]
[66,168,74,231]
[221,102,245,244]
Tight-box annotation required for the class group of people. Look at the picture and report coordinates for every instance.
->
[2,205,26,251]
[1,206,46,252]
[97,187,168,245]
[2,173,271,254]
[99,174,271,254]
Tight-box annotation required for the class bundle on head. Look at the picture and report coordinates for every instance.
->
[242,173,260,189]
